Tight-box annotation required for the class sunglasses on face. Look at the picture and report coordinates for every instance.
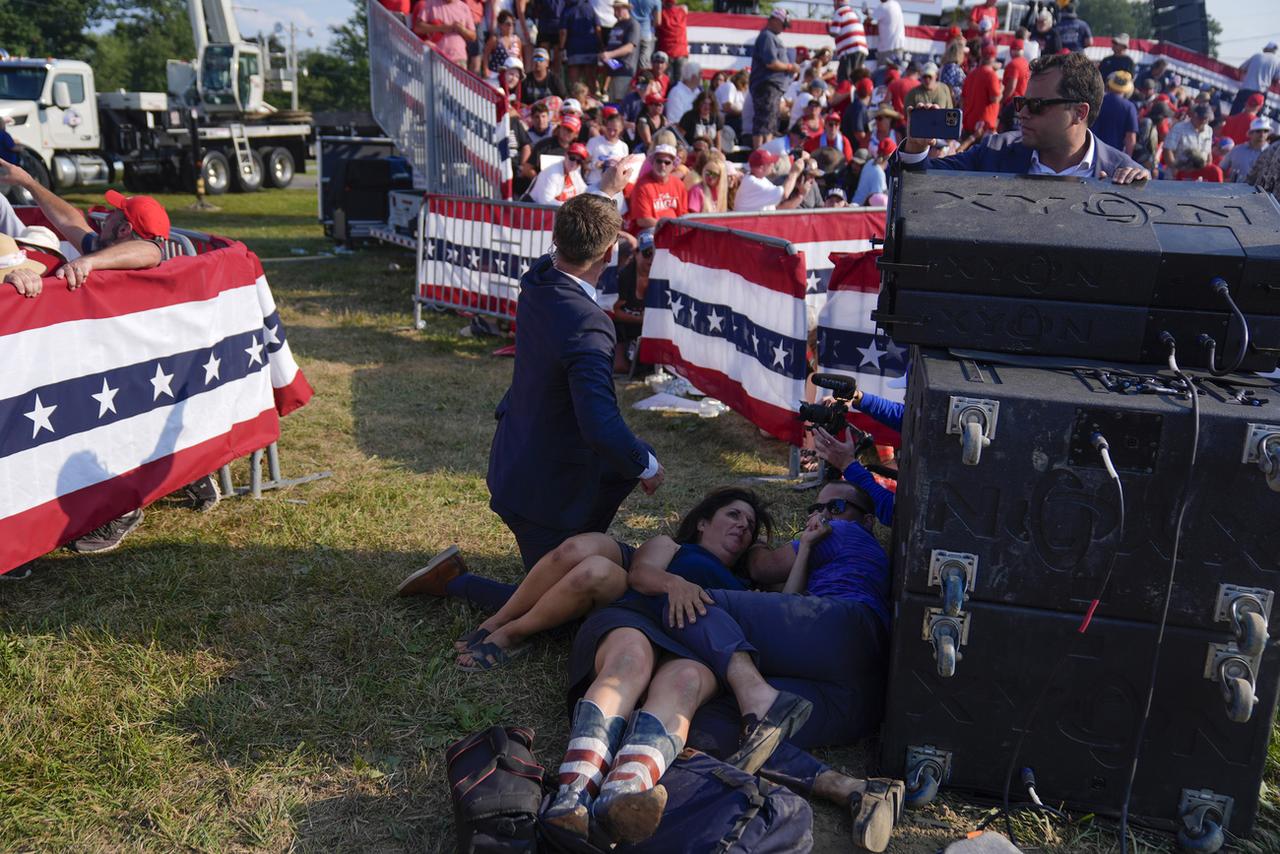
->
[807,498,873,517]
[1012,96,1082,115]
[567,155,585,164]
[641,248,654,258]
[654,157,676,166]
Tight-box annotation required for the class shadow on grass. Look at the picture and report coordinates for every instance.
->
[0,539,560,850]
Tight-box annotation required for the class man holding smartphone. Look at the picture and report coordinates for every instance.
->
[897,52,1148,184]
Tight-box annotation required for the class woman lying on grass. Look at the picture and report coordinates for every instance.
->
[404,483,902,850]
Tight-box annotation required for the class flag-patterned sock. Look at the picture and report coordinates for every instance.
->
[596,710,684,800]
[545,698,626,818]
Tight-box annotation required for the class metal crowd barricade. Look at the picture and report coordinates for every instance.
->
[413,194,558,329]
[367,0,511,199]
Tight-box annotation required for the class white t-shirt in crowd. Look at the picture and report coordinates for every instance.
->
[789,92,827,125]
[733,173,785,211]
[586,135,629,186]
[591,0,616,28]
[666,81,699,123]
[716,81,745,114]
[530,161,587,206]
[873,0,906,53]
[761,135,792,157]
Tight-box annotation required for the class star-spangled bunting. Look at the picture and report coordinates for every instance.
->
[92,378,118,417]
[150,363,174,400]
[25,394,56,438]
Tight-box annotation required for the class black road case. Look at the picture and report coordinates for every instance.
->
[880,348,1280,839]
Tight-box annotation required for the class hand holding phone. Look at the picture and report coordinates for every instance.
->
[907,107,963,142]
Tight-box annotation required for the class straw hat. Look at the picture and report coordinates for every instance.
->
[15,225,63,259]
[0,233,48,276]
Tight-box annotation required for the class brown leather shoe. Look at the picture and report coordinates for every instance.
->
[593,785,668,844]
[397,545,467,597]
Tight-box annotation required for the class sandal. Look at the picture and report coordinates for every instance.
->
[456,640,530,672]
[453,627,490,653]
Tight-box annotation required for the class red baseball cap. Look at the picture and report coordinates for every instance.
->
[1011,38,1024,50]
[748,148,780,170]
[1248,92,1265,109]
[560,114,582,133]
[982,44,998,60]
[602,105,620,118]
[855,77,874,96]
[947,26,963,40]
[877,138,897,157]
[104,189,170,240]
[644,92,667,106]
[566,142,590,160]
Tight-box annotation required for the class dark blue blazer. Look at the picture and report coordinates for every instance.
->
[901,130,1141,177]
[487,255,652,529]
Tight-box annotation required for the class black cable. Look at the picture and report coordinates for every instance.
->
[997,431,1128,847]
[1201,278,1251,376]
[1118,333,1201,854]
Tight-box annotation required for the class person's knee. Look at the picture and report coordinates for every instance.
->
[600,634,655,681]
[568,555,621,594]
[553,533,611,569]
[655,659,714,705]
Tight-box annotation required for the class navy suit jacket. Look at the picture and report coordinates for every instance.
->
[487,255,652,529]
[901,130,1141,177]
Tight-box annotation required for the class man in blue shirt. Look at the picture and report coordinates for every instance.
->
[630,0,660,69]
[749,8,798,148]
[1093,70,1139,156]
[1052,3,1092,53]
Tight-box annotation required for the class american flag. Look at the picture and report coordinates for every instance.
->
[817,249,905,448]
[0,242,312,575]
[639,219,810,444]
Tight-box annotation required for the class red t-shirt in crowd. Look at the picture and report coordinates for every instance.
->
[1002,56,1030,103]
[379,0,411,12]
[627,173,688,232]
[887,74,919,116]
[656,2,689,58]
[412,0,474,65]
[961,65,1001,133]
[1176,164,1224,182]
[1219,111,1257,146]
[803,131,855,161]
[969,4,999,31]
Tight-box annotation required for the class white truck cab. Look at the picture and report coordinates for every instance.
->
[0,58,110,188]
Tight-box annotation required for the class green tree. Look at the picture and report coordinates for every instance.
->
[90,0,195,92]
[299,0,370,112]
[1076,0,1153,40]
[0,0,103,59]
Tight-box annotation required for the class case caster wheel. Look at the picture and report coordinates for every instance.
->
[1224,675,1256,723]
[1177,818,1225,853]
[1235,609,1268,660]
[960,419,987,466]
[941,568,966,617]
[905,762,941,809]
[935,633,957,678]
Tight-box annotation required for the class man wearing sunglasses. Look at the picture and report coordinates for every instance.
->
[530,142,590,206]
[898,52,1149,184]
[627,143,688,232]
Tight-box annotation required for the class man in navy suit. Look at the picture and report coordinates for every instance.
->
[486,194,664,570]
[897,52,1149,183]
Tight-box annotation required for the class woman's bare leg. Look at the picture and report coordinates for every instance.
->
[456,533,621,650]
[544,628,657,836]
[595,658,719,843]
[457,556,627,666]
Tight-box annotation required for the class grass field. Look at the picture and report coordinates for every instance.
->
[1,187,1276,853]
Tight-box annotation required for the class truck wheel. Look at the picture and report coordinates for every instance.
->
[20,151,50,190]
[232,149,264,193]
[202,151,231,195]
[263,147,295,189]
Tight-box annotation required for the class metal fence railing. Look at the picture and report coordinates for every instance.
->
[367,0,511,199]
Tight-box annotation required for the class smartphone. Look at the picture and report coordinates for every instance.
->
[908,108,963,141]
[605,58,622,71]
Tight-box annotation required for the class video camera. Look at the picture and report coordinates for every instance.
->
[797,373,861,437]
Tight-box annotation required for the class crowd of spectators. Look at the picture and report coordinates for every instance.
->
[382,0,1279,224]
